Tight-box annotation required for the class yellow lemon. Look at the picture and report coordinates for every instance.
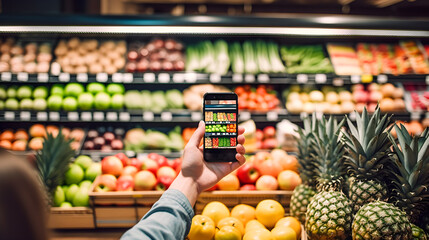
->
[215,225,242,240]
[275,217,301,237]
[243,228,273,240]
[255,200,285,229]
[202,201,230,225]
[245,220,266,233]
[271,226,297,240]
[188,215,216,240]
[231,204,256,226]
[217,217,245,235]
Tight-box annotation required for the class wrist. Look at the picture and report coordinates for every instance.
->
[169,172,200,206]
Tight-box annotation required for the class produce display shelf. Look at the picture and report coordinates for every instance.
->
[49,207,94,229]
[1,72,428,85]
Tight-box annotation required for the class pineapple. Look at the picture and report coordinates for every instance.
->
[290,116,317,223]
[305,115,352,239]
[352,201,412,240]
[36,129,75,204]
[411,224,428,240]
[387,125,429,224]
[343,107,393,213]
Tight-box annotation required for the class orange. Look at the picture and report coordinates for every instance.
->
[243,228,273,240]
[275,217,301,237]
[217,217,245,235]
[245,220,266,233]
[231,204,256,226]
[215,226,242,240]
[271,226,296,240]
[202,201,230,225]
[255,200,285,229]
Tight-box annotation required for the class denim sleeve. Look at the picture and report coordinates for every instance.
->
[120,189,194,240]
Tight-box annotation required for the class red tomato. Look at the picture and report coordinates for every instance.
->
[247,100,257,110]
[243,85,251,91]
[256,86,267,95]
[249,92,257,101]
[235,86,245,95]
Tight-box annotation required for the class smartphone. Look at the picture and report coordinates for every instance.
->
[203,92,238,162]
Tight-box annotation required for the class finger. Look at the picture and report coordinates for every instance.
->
[236,144,245,155]
[237,135,245,145]
[187,121,205,147]
[230,154,246,170]
[238,126,245,135]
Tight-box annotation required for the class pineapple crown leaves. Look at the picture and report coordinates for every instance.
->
[387,124,429,223]
[343,106,394,180]
[311,115,347,191]
[36,128,75,198]
[295,115,318,186]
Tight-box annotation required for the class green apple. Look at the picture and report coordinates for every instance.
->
[65,184,79,202]
[107,83,125,95]
[0,100,4,110]
[17,86,32,99]
[111,94,124,109]
[65,83,84,98]
[60,202,73,208]
[19,98,33,110]
[0,86,6,100]
[79,180,92,191]
[33,86,48,99]
[85,162,101,181]
[5,98,18,110]
[65,164,84,185]
[94,92,110,110]
[47,95,62,110]
[72,188,89,207]
[87,83,105,95]
[77,93,94,110]
[7,86,17,98]
[51,84,64,96]
[53,186,65,207]
[33,98,47,111]
[75,155,93,170]
[62,97,78,111]
[62,185,69,193]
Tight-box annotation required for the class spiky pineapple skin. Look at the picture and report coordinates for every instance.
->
[349,179,388,214]
[306,191,352,240]
[352,201,412,240]
[290,184,315,223]
[412,224,428,240]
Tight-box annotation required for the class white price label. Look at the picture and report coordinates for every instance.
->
[106,112,118,121]
[1,72,12,81]
[37,73,49,82]
[239,111,251,121]
[266,111,278,121]
[257,74,270,83]
[160,112,172,121]
[96,73,108,82]
[112,73,123,83]
[426,112,429,119]
[93,112,104,121]
[300,112,308,119]
[119,112,130,121]
[426,75,429,85]
[209,74,221,83]
[244,74,255,83]
[348,111,357,121]
[172,73,185,83]
[158,73,170,83]
[411,112,420,120]
[333,78,344,86]
[315,74,327,84]
[17,72,29,82]
[143,111,155,121]
[36,112,48,121]
[232,74,243,83]
[50,62,61,76]
[67,112,79,121]
[144,73,156,83]
[76,73,88,82]
[58,73,70,82]
[49,112,60,121]
[184,73,197,83]
[351,75,361,84]
[81,112,92,121]
[297,74,308,84]
[377,74,388,84]
[4,111,15,120]
[20,111,31,121]
[191,112,202,121]
[123,73,133,83]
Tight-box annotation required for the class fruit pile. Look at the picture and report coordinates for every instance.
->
[205,124,236,133]
[352,83,405,112]
[205,112,236,122]
[0,38,52,73]
[289,108,429,239]
[53,155,101,207]
[93,153,181,192]
[210,149,300,191]
[124,89,184,111]
[235,85,280,111]
[406,84,429,111]
[124,127,183,152]
[255,126,277,150]
[188,200,301,240]
[0,124,83,151]
[126,39,185,72]
[400,40,429,74]
[54,38,126,74]
[83,128,123,151]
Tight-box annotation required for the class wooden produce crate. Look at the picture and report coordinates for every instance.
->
[196,190,293,214]
[48,207,94,229]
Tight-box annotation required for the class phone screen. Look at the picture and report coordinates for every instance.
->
[203,93,238,162]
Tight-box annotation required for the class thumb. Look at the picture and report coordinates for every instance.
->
[187,121,205,147]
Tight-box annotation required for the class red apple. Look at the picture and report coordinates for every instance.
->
[263,126,276,138]
[157,166,177,179]
[121,166,138,177]
[352,84,364,92]
[277,170,302,191]
[147,153,169,167]
[255,129,264,141]
[93,174,117,192]
[155,175,175,191]
[116,175,134,191]
[256,175,278,190]
[101,156,123,176]
[115,153,131,167]
[134,170,157,191]
[253,152,283,177]
[262,138,277,149]
[142,158,159,175]
[129,157,143,170]
[353,90,369,103]
[237,162,260,184]
[240,184,257,191]
[217,174,240,190]
[205,184,218,191]
[169,157,182,170]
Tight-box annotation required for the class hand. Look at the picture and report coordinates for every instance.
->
[170,121,245,205]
